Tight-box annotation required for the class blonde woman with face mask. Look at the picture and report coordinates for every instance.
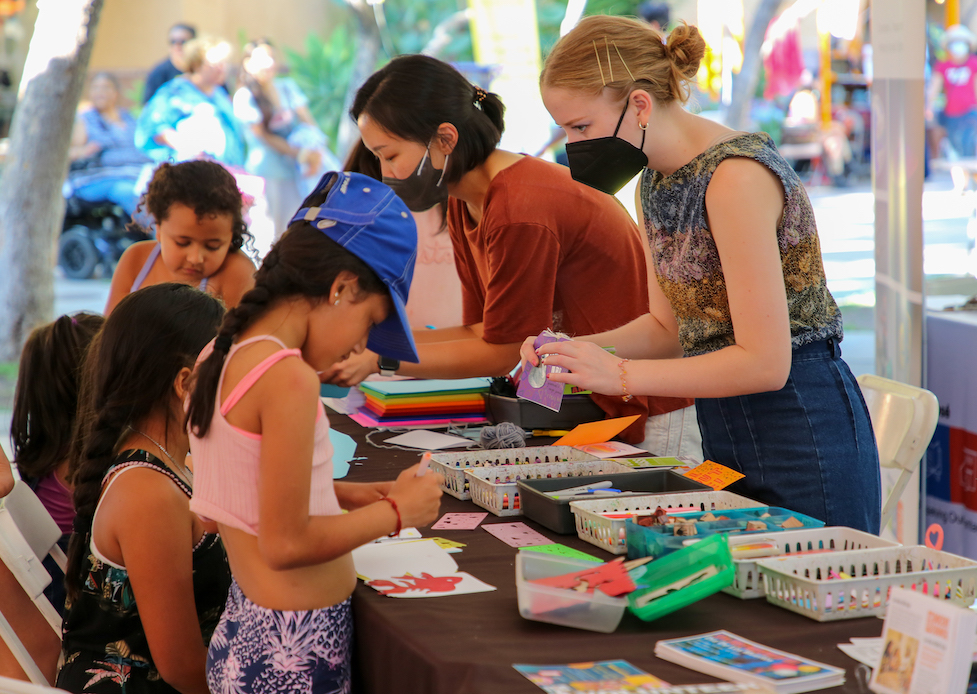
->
[524,15,880,533]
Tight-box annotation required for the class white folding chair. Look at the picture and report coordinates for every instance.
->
[0,674,69,693]
[0,482,65,684]
[857,374,940,532]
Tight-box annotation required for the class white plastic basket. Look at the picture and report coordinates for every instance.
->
[429,446,597,500]
[569,491,761,555]
[724,526,901,600]
[757,545,977,621]
[465,460,636,517]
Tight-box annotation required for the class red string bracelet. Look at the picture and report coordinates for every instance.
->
[381,497,402,537]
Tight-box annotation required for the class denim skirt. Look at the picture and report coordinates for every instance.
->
[696,338,881,534]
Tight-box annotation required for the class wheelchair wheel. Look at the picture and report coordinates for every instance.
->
[59,227,100,279]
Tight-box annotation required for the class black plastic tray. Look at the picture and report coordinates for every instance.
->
[516,470,709,535]
[483,393,604,429]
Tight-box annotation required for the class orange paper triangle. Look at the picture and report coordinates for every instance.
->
[553,416,641,447]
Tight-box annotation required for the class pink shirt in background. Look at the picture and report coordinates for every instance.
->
[937,56,977,117]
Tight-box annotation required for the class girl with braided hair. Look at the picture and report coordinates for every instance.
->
[329,53,699,456]
[58,284,229,694]
[524,16,879,532]
[105,160,257,315]
[185,171,442,694]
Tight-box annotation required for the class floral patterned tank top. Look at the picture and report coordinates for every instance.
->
[58,450,230,694]
[639,131,842,357]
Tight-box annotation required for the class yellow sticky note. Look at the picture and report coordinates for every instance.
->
[553,415,641,447]
[683,460,745,490]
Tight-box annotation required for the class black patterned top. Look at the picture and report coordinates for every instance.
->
[639,132,843,357]
[57,449,230,694]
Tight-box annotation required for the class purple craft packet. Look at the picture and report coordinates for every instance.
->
[517,330,571,412]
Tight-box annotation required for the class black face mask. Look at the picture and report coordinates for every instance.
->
[565,101,648,195]
[382,145,450,212]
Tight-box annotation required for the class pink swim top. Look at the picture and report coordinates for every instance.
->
[188,335,342,536]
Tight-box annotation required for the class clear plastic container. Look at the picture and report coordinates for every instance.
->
[515,552,627,633]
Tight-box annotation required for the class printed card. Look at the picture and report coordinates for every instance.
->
[520,544,602,562]
[483,522,552,547]
[432,512,488,531]
[683,460,745,490]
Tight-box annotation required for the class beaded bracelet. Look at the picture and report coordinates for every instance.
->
[380,497,402,537]
[618,359,633,402]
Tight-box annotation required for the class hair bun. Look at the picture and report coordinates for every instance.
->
[664,23,705,80]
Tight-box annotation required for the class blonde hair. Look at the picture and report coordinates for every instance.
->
[181,35,231,74]
[541,15,705,105]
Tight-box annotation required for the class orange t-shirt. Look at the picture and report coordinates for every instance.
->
[446,156,692,443]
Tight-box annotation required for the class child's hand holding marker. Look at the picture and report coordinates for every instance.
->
[386,460,443,531]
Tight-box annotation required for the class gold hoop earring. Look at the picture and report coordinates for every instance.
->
[639,121,648,131]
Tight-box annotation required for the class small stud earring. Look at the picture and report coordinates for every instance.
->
[333,292,340,306]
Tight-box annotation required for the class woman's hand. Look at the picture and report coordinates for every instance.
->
[519,335,540,368]
[298,148,323,176]
[385,464,443,529]
[533,339,624,397]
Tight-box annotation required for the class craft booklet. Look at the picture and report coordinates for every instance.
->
[869,586,977,694]
[514,660,668,693]
[654,631,845,694]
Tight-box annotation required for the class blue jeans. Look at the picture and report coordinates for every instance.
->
[939,108,977,158]
[696,338,881,534]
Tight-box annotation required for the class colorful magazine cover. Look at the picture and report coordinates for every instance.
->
[655,631,845,694]
[514,660,668,693]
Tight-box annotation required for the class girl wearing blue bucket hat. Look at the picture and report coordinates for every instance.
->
[186,171,443,693]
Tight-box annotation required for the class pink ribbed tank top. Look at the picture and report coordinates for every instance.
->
[189,335,342,535]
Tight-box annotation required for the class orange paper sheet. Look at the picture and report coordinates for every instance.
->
[682,460,745,490]
[553,415,640,447]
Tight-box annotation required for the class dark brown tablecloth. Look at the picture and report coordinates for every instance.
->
[335,417,880,694]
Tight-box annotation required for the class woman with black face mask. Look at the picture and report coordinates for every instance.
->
[326,53,701,456]
[522,16,880,535]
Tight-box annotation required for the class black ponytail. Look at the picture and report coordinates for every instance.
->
[66,284,224,602]
[350,54,505,186]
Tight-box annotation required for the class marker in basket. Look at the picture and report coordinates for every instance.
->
[417,451,432,477]
[547,481,613,499]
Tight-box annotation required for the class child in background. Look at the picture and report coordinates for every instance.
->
[9,312,104,615]
[105,160,257,315]
[186,172,443,693]
[11,313,104,536]
[59,284,230,694]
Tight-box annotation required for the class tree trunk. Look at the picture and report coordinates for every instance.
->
[724,0,784,131]
[336,0,381,162]
[0,0,104,361]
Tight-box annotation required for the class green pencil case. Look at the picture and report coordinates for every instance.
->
[626,533,734,622]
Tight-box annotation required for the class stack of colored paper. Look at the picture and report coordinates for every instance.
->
[351,378,492,428]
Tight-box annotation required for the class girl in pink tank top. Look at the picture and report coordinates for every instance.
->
[186,172,442,694]
[105,160,257,315]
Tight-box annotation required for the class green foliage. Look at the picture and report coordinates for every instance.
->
[383,0,473,62]
[283,0,643,148]
[283,26,357,151]
[125,78,144,117]
[538,0,642,58]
